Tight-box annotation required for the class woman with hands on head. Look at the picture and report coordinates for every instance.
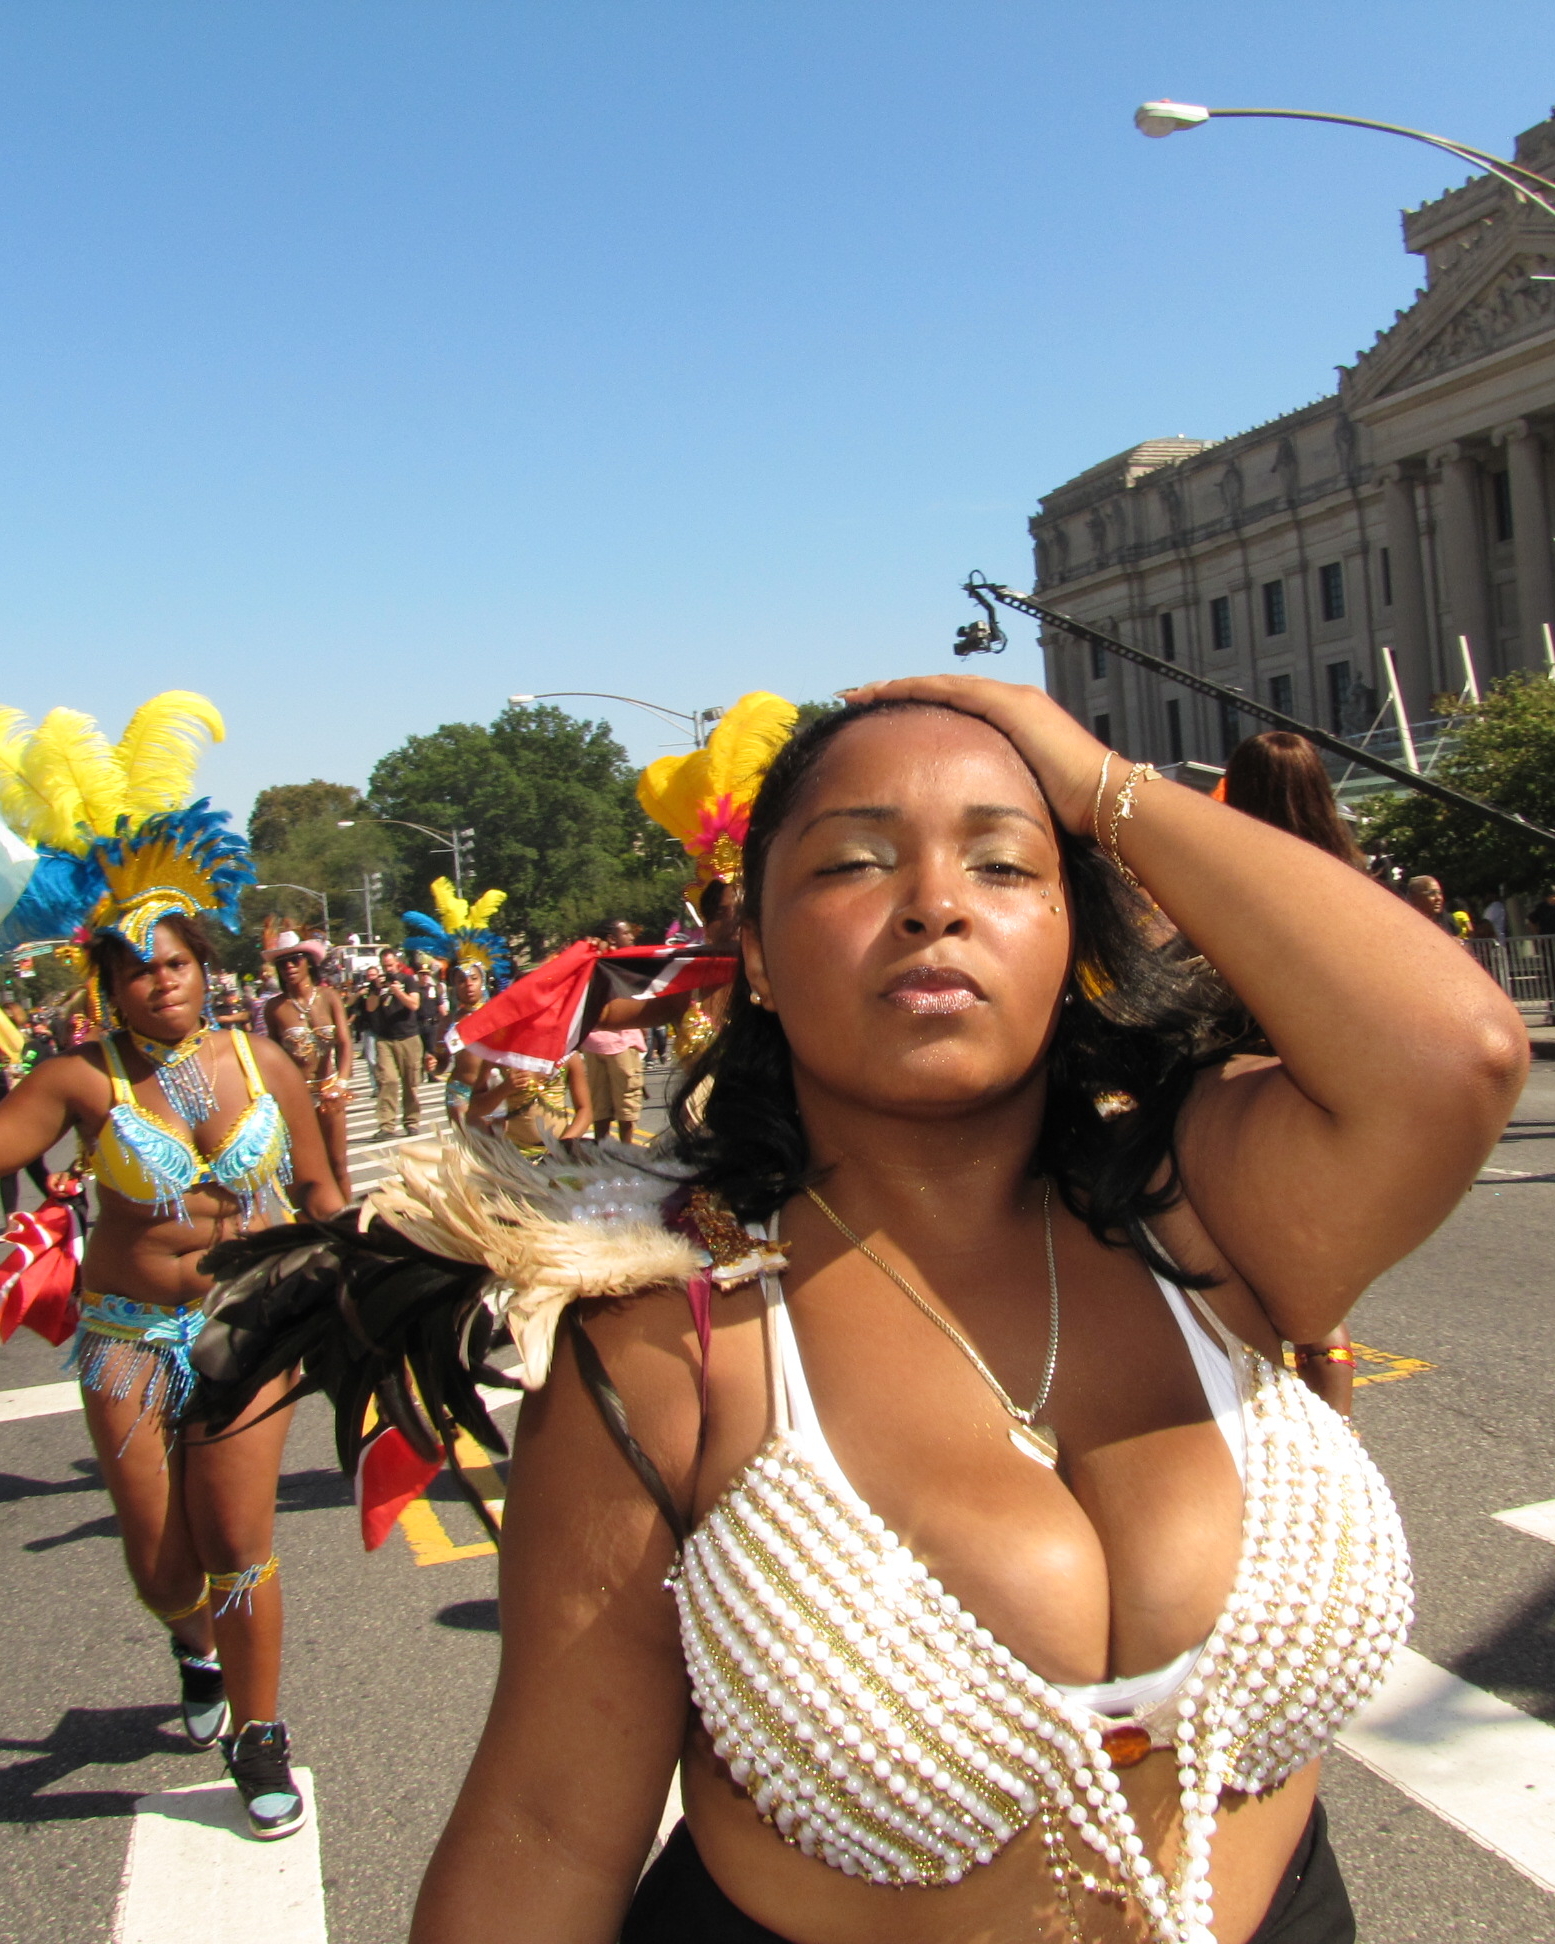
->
[0,913,344,1841]
[408,675,1522,1944]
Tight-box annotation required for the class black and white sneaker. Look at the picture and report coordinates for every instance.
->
[172,1639,230,1749]
[221,1720,308,1840]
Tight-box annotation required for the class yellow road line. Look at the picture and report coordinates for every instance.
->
[394,1426,507,1566]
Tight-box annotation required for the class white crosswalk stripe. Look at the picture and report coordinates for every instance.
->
[341,1076,452,1195]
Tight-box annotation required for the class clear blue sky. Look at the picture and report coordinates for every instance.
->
[2,2,1552,822]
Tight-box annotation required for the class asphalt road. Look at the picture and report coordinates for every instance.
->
[2,1061,1553,1943]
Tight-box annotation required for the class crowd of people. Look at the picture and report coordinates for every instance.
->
[0,685,1532,1943]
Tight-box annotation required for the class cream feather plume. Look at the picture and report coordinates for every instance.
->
[116,692,225,818]
[367,1129,700,1389]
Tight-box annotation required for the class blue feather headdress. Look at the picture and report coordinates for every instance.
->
[87,799,255,958]
[402,877,513,989]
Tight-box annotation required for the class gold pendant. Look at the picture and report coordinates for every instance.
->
[1009,1422,1058,1468]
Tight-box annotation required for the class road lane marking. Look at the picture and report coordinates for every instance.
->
[0,1379,81,1423]
[394,1425,507,1565]
[1493,1498,1555,1546]
[1351,1341,1435,1387]
[1337,1647,1555,1895]
[1279,1342,1434,1389]
[112,1768,325,1944]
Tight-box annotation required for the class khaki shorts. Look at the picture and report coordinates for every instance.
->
[584,1047,645,1124]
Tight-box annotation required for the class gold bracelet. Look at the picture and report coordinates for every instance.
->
[1105,761,1162,890]
[1090,751,1114,847]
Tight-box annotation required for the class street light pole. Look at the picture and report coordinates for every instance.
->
[337,817,477,893]
[1134,101,1555,218]
[508,691,726,748]
[253,883,331,940]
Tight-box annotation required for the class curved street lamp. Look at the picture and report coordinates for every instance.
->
[1134,101,1555,219]
[336,815,476,892]
[508,690,725,748]
[253,881,331,940]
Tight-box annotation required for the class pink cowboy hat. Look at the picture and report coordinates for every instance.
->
[262,929,329,964]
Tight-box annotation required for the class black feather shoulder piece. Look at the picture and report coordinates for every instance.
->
[185,1129,782,1541]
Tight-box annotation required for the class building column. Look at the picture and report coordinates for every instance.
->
[1376,464,1433,716]
[1493,419,1555,666]
[1429,442,1493,680]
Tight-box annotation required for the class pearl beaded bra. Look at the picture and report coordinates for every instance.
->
[672,1247,1412,1942]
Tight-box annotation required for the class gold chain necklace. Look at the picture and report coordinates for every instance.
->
[803,1181,1061,1468]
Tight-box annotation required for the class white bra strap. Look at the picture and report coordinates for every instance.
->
[759,1216,793,1436]
[1139,1222,1248,1357]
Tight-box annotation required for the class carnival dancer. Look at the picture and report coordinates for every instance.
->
[0,692,343,1840]
[262,924,354,1201]
[401,877,515,1124]
[466,1045,592,1153]
[186,675,1525,1939]
[604,693,798,1066]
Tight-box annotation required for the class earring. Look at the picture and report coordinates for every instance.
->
[748,991,764,1007]
[202,991,219,1029]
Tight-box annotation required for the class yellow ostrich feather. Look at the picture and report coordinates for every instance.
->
[15,709,129,854]
[428,877,507,935]
[466,887,506,929]
[116,692,225,818]
[429,877,469,932]
[0,690,224,852]
[703,691,798,803]
[636,691,798,860]
[0,708,59,846]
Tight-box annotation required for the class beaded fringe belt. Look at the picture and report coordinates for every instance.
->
[72,1294,208,1435]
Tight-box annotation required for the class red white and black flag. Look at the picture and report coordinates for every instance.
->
[446,940,738,1073]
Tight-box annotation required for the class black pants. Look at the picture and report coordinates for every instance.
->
[622,1802,1354,1943]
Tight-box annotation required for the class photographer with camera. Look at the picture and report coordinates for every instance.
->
[361,947,426,1137]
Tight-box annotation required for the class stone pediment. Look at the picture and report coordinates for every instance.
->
[1344,221,1555,407]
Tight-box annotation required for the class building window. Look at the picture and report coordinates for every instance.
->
[1318,561,1346,622]
[1093,712,1112,748]
[1269,673,1294,716]
[1492,469,1514,543]
[1159,611,1176,662]
[1218,696,1241,759]
[1165,698,1184,764]
[1379,545,1393,608]
[1209,595,1233,651]
[1090,642,1107,681]
[1262,580,1287,637]
[1325,661,1352,735]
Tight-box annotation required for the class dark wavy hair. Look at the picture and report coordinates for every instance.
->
[670,701,1253,1283]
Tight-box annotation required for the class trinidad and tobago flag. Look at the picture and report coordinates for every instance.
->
[446,940,738,1073]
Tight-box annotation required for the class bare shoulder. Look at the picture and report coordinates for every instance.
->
[245,1029,295,1080]
[40,1044,112,1110]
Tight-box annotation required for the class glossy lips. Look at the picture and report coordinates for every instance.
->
[883,967,983,1015]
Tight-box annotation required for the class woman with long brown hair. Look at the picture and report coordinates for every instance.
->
[1222,731,1366,1411]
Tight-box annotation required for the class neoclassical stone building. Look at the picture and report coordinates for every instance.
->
[1031,108,1555,770]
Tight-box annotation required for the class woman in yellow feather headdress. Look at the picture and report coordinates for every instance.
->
[609,693,798,1066]
[0,693,344,1842]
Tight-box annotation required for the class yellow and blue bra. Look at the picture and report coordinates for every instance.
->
[92,1030,292,1226]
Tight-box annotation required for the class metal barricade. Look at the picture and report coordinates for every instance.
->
[1465,934,1555,1023]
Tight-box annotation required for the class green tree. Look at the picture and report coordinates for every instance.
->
[248,781,366,854]
[368,705,685,955]
[1360,673,1555,901]
[241,779,399,967]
